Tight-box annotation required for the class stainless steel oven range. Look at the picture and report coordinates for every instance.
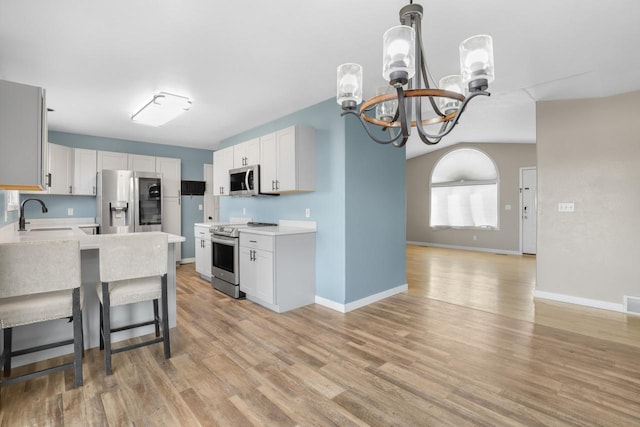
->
[210,222,276,298]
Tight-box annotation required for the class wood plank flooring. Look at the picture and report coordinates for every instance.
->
[1,248,640,426]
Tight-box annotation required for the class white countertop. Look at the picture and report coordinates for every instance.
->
[0,225,185,250]
[239,226,316,236]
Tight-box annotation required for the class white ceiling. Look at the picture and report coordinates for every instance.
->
[1,1,639,159]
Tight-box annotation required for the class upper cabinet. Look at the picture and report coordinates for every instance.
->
[233,138,260,167]
[212,147,234,196]
[48,143,73,194]
[260,126,315,194]
[156,156,181,198]
[73,148,97,195]
[0,80,49,191]
[128,154,156,173]
[97,151,128,171]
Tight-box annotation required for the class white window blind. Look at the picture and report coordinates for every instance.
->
[430,149,499,230]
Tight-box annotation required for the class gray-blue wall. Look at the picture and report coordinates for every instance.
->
[15,131,213,259]
[219,98,406,305]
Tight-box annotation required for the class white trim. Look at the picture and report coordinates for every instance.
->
[407,241,521,256]
[534,290,624,313]
[180,258,195,264]
[315,284,408,313]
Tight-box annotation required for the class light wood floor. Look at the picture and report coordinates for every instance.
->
[1,248,640,426]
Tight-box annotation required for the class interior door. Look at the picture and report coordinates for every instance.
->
[521,167,537,254]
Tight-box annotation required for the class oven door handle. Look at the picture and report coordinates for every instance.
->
[211,236,237,246]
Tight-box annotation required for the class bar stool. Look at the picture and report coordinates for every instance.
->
[0,240,83,387]
[97,232,170,375]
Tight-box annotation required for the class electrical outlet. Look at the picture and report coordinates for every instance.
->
[305,208,311,218]
[198,204,203,211]
[67,208,73,216]
[505,204,511,211]
[473,235,477,241]
[242,207,246,215]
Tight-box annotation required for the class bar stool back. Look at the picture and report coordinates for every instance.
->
[97,232,169,375]
[0,239,83,387]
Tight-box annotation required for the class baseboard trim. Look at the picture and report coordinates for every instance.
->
[407,241,521,256]
[180,258,195,264]
[315,284,408,313]
[534,290,625,313]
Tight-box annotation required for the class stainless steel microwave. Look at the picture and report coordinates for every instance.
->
[229,165,260,196]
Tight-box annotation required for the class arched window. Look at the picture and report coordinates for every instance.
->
[430,148,499,229]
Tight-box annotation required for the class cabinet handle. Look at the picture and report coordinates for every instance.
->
[93,185,96,195]
[46,173,52,187]
[249,240,257,243]
[276,180,279,191]
[271,180,275,191]
[178,190,181,205]
[69,185,72,194]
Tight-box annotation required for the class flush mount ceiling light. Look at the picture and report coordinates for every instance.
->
[131,92,192,126]
[337,1,494,147]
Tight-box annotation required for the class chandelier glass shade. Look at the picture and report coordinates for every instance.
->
[336,2,494,148]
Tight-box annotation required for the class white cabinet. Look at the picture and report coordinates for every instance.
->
[97,151,128,171]
[194,225,212,280]
[156,156,182,262]
[212,147,234,196]
[233,138,260,167]
[239,231,315,313]
[203,163,217,222]
[163,197,181,263]
[72,148,97,195]
[156,156,181,198]
[0,80,48,191]
[260,126,315,194]
[128,154,156,172]
[48,143,73,195]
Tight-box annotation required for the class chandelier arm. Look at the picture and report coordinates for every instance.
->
[414,91,491,143]
[395,86,411,139]
[414,22,445,118]
[340,110,406,145]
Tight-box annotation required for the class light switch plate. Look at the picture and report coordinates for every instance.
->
[558,202,575,212]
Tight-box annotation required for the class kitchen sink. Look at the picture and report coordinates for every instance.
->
[28,227,73,232]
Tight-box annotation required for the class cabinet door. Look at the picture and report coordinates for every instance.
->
[156,156,181,198]
[48,143,72,194]
[97,151,128,171]
[234,138,260,167]
[239,247,256,295]
[196,237,205,274]
[259,132,277,193]
[163,197,181,262]
[276,127,297,192]
[128,154,156,172]
[203,163,217,222]
[73,148,97,195]
[0,80,47,191]
[212,147,233,196]
[254,249,274,304]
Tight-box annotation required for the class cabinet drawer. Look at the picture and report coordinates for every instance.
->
[240,233,273,252]
[194,225,210,239]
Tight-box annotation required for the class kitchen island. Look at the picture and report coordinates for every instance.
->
[0,225,185,367]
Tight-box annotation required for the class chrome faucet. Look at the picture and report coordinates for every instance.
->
[19,198,48,231]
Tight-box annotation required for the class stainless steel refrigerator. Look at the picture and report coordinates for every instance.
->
[96,169,163,234]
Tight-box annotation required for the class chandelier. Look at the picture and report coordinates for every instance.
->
[336,1,494,147]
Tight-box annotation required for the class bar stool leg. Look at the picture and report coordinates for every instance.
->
[153,300,160,338]
[161,275,171,359]
[99,303,104,350]
[2,328,11,376]
[101,282,113,375]
[72,288,83,387]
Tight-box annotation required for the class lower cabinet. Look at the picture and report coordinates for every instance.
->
[194,225,212,280]
[239,231,315,313]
